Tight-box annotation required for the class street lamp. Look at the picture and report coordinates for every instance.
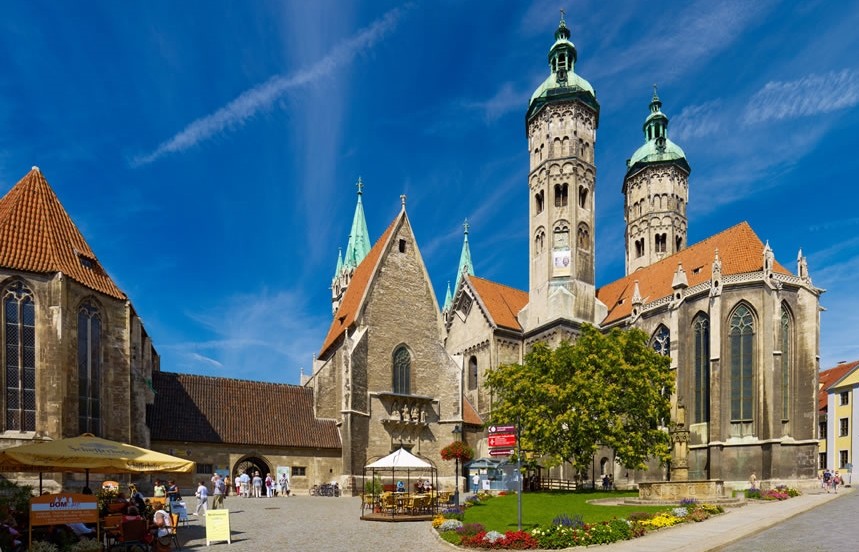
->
[452,424,462,506]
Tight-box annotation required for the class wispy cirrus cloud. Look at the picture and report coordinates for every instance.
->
[670,100,723,141]
[744,69,859,124]
[130,7,405,167]
[462,82,531,123]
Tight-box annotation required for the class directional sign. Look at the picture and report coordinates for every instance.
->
[488,425,517,434]
[489,448,514,457]
[488,433,517,448]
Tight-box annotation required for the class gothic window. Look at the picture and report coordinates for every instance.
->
[692,315,710,424]
[554,183,568,208]
[650,325,670,356]
[534,228,546,254]
[3,281,36,431]
[468,356,478,391]
[78,300,102,435]
[729,304,755,422]
[781,304,792,420]
[535,190,544,214]
[392,346,411,395]
[578,185,588,208]
[576,223,590,251]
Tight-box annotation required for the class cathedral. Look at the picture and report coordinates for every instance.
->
[308,16,822,490]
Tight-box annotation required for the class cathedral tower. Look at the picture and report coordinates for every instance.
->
[521,14,600,336]
[624,89,690,274]
[331,177,371,314]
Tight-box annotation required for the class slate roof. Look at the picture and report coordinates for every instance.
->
[320,212,401,357]
[149,372,341,449]
[0,167,125,299]
[596,222,791,325]
[818,361,859,412]
[469,276,529,332]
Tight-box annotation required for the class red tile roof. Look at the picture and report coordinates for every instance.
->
[150,372,341,449]
[469,276,529,331]
[596,222,791,325]
[0,167,125,299]
[462,396,483,427]
[319,212,401,358]
[818,361,859,412]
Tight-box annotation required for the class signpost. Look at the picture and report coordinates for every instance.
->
[29,494,98,549]
[488,423,522,530]
[205,509,232,545]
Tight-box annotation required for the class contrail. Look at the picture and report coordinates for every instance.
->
[131,7,404,167]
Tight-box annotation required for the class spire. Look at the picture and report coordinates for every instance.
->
[343,177,371,271]
[332,247,343,284]
[442,280,453,312]
[454,219,475,295]
[627,87,688,172]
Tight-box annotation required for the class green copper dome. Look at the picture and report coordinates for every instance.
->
[626,89,689,175]
[527,15,598,126]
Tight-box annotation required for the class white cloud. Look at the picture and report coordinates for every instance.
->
[671,100,723,141]
[130,7,404,167]
[744,69,859,124]
[463,82,531,123]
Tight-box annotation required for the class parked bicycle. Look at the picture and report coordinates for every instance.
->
[310,482,340,497]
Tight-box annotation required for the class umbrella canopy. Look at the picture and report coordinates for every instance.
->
[365,447,433,469]
[0,433,194,474]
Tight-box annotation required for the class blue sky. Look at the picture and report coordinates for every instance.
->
[1,1,857,384]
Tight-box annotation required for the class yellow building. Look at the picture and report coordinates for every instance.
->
[819,360,859,483]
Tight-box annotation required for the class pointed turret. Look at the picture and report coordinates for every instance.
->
[443,220,475,313]
[331,178,373,315]
[343,177,371,271]
[442,281,453,312]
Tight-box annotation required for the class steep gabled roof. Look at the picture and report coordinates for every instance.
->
[818,361,859,412]
[462,395,484,427]
[596,222,790,325]
[319,212,401,357]
[0,167,125,299]
[149,372,340,449]
[469,276,529,332]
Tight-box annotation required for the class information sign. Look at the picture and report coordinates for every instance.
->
[488,425,516,434]
[489,448,514,457]
[488,434,517,448]
[205,509,232,545]
[30,494,98,526]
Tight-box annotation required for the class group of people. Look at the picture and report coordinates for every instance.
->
[233,471,290,498]
[821,469,844,493]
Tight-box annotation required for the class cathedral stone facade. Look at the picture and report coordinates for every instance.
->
[313,16,822,491]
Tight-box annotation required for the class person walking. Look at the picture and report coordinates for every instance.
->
[265,473,274,498]
[193,480,209,516]
[279,472,290,497]
[239,471,250,498]
[212,474,225,509]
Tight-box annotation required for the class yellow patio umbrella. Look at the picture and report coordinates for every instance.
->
[0,433,194,488]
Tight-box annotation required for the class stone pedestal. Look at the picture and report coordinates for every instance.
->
[634,480,729,504]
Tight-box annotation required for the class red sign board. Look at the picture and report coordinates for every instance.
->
[488,433,517,448]
[489,448,514,457]
[488,425,516,434]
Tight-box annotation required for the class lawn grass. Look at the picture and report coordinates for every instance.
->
[462,491,667,532]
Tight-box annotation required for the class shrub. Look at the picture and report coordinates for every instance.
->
[69,539,103,552]
[442,506,465,520]
[637,511,683,530]
[679,497,699,507]
[439,531,462,545]
[672,506,688,518]
[700,503,724,515]
[466,495,482,506]
[530,520,631,548]
[687,509,709,522]
[461,530,539,549]
[439,519,464,532]
[28,542,59,552]
[626,511,653,522]
[457,523,486,537]
[432,514,446,528]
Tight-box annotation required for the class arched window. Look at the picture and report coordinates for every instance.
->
[78,300,102,435]
[730,304,755,422]
[468,356,478,391]
[692,315,710,424]
[554,183,568,208]
[535,190,544,214]
[578,185,588,208]
[392,346,411,395]
[3,281,36,431]
[651,325,670,356]
[781,305,792,421]
[577,223,590,251]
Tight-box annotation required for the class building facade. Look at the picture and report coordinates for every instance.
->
[818,360,859,481]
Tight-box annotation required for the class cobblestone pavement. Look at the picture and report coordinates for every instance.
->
[716,486,859,552]
[176,494,450,552]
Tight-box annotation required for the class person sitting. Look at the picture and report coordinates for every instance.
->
[152,508,172,539]
[123,506,144,522]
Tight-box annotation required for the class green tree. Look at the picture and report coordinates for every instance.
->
[486,324,673,472]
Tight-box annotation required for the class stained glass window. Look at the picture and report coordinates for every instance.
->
[693,315,710,424]
[4,282,35,431]
[730,305,754,422]
[78,301,101,435]
[392,346,411,395]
